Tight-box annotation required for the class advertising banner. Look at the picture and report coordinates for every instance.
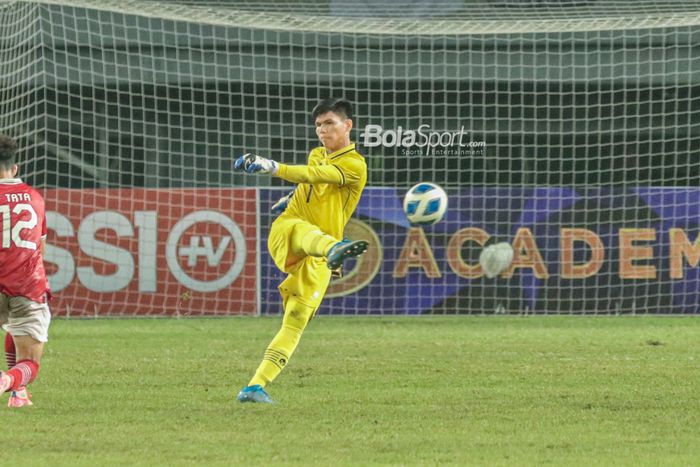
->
[44,189,257,316]
[260,187,700,314]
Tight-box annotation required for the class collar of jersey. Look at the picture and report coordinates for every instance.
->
[326,143,355,160]
[0,178,22,184]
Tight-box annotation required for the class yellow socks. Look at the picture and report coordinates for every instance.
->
[247,222,336,388]
[248,297,315,387]
[290,222,338,258]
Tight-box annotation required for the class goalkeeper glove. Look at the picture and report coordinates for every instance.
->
[271,189,295,215]
[234,153,278,174]
[479,242,514,279]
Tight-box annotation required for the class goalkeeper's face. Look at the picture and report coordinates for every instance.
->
[315,111,352,153]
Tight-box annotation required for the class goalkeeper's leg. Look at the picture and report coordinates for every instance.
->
[289,222,338,258]
[289,221,369,270]
[247,296,316,388]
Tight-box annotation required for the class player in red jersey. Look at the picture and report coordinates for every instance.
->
[0,134,51,408]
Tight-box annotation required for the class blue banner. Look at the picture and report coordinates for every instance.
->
[260,187,700,314]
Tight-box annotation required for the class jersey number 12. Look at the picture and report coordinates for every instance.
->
[0,203,38,250]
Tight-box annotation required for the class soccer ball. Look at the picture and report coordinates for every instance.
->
[403,182,448,226]
[479,242,514,278]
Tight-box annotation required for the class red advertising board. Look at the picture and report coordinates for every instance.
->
[43,189,257,316]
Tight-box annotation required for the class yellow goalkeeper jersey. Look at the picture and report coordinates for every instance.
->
[275,142,367,240]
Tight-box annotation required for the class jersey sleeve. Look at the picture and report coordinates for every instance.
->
[332,156,366,187]
[275,162,345,186]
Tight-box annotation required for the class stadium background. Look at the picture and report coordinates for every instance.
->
[1,4,699,466]
[2,0,699,316]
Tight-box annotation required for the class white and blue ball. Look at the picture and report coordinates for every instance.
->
[403,182,448,226]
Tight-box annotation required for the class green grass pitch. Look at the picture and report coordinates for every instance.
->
[4,316,699,466]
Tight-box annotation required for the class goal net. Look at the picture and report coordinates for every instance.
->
[1,0,699,316]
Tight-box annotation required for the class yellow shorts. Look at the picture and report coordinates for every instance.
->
[278,256,332,308]
[268,215,332,308]
[268,214,305,273]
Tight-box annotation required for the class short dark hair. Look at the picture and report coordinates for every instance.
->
[0,134,18,171]
[312,98,353,121]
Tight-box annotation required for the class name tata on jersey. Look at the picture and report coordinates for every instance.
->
[0,179,50,303]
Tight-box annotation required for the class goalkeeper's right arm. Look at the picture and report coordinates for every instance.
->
[274,162,345,186]
[234,152,345,186]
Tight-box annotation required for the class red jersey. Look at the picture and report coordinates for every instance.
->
[0,178,50,303]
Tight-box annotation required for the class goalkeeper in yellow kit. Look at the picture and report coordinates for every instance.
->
[234,98,368,403]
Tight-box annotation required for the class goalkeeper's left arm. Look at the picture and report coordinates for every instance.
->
[234,153,345,186]
[271,189,294,215]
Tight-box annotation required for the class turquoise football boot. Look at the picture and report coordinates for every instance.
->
[237,384,274,404]
[326,239,369,270]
